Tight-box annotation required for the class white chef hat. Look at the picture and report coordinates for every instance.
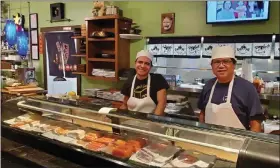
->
[136,50,153,62]
[211,46,237,61]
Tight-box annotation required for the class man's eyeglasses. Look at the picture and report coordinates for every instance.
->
[212,59,233,66]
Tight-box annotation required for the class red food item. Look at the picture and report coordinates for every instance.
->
[112,145,134,159]
[54,127,68,135]
[65,64,70,71]
[94,137,115,145]
[127,139,146,153]
[114,139,127,146]
[85,141,106,151]
[83,132,101,142]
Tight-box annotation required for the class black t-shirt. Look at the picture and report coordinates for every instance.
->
[121,73,170,105]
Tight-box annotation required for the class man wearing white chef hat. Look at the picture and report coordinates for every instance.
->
[120,50,169,115]
[197,46,264,132]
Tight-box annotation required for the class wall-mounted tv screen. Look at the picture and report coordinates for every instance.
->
[206,1,270,24]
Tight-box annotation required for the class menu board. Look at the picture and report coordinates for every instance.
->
[235,43,253,57]
[174,44,187,56]
[252,43,271,58]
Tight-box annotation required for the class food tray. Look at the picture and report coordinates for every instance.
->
[163,149,217,168]
[129,143,181,167]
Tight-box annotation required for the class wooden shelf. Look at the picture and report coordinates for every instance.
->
[72,72,86,75]
[88,38,115,41]
[88,58,115,62]
[85,15,132,22]
[120,34,142,40]
[85,16,132,82]
[86,75,118,81]
[71,36,86,39]
[72,54,86,57]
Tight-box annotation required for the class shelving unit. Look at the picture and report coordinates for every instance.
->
[85,15,132,81]
[71,54,86,57]
[72,72,87,75]
[71,35,86,75]
[71,36,86,39]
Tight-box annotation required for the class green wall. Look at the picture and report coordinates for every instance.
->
[6,1,280,93]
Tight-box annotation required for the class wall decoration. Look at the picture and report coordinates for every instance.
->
[50,3,65,21]
[203,43,218,57]
[218,43,235,49]
[161,13,175,34]
[186,44,201,57]
[13,13,25,31]
[32,45,39,60]
[31,29,38,44]
[252,43,271,58]
[39,33,43,54]
[45,32,79,77]
[161,44,174,55]
[235,43,252,57]
[17,30,29,58]
[4,19,17,47]
[93,1,105,17]
[174,44,187,55]
[148,44,162,55]
[30,13,38,29]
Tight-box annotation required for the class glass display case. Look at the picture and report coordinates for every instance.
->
[1,96,279,168]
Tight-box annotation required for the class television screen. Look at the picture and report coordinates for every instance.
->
[206,1,270,24]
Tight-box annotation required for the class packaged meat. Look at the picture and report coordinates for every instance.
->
[94,137,115,145]
[127,140,145,153]
[18,124,32,131]
[39,125,58,132]
[163,150,217,168]
[66,129,86,139]
[53,127,69,135]
[82,132,102,142]
[55,135,75,143]
[32,124,51,133]
[69,139,89,147]
[101,139,135,160]
[29,120,41,127]
[85,141,106,152]
[15,116,33,123]
[129,143,180,167]
[10,122,26,128]
[4,118,17,125]
[111,145,134,159]
[42,131,59,139]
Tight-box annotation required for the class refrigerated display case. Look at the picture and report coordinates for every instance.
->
[1,96,279,168]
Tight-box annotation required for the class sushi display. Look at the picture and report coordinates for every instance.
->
[4,113,217,167]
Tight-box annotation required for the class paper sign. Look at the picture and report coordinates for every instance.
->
[186,44,201,56]
[235,43,253,57]
[161,44,174,55]
[203,43,218,56]
[98,107,117,114]
[252,43,271,57]
[174,44,187,55]
[148,44,162,55]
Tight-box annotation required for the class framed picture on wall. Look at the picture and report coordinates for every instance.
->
[31,45,39,60]
[30,13,38,29]
[161,13,175,34]
[31,29,38,44]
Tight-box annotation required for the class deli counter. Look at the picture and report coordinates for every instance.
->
[1,96,279,168]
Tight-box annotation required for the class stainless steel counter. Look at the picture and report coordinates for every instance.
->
[169,86,279,101]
